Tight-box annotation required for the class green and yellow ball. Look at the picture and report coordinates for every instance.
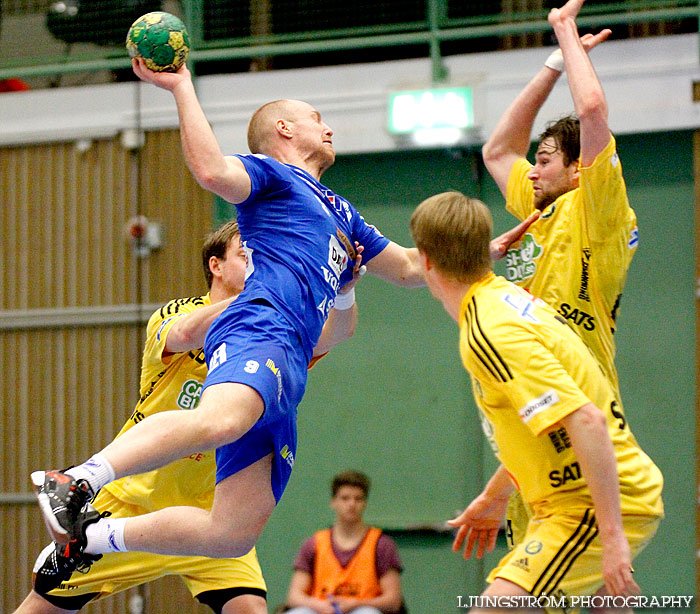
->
[126,12,190,73]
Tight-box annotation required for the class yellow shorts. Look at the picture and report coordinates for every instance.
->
[505,490,532,550]
[44,488,266,604]
[488,509,661,614]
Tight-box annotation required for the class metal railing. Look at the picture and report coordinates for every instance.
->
[0,0,696,81]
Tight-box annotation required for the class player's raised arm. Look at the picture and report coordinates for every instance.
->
[548,1,611,167]
[482,26,610,196]
[132,58,252,204]
[481,64,562,198]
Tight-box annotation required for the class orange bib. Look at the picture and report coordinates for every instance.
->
[310,527,382,599]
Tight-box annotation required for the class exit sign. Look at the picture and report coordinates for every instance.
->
[388,87,474,135]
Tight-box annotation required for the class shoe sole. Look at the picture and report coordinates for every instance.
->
[31,471,71,545]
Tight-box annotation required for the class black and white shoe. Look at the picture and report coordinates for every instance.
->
[33,534,102,595]
[31,470,94,544]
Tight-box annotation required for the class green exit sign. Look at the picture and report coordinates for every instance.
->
[388,87,474,135]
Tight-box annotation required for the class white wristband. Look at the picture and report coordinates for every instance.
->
[544,49,565,73]
[333,288,356,310]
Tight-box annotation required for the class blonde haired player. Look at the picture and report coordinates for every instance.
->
[16,221,362,614]
[410,191,662,613]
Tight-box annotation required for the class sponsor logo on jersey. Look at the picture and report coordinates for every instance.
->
[513,557,530,571]
[242,241,255,280]
[280,444,295,469]
[177,379,203,409]
[336,228,357,259]
[518,390,560,424]
[323,189,353,221]
[266,358,283,401]
[557,303,596,331]
[578,248,591,301]
[505,234,542,283]
[317,295,330,318]
[209,343,227,372]
[628,227,639,248]
[322,266,340,292]
[503,292,541,323]
[524,540,543,555]
[548,427,572,453]
[549,461,581,488]
[540,204,556,219]
[327,234,348,278]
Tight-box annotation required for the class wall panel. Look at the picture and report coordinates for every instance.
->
[1,131,215,614]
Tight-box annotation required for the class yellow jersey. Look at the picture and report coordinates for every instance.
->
[459,273,662,519]
[105,295,216,511]
[504,135,637,392]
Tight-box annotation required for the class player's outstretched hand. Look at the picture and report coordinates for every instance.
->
[132,57,190,91]
[580,29,612,52]
[602,540,640,597]
[489,211,540,261]
[549,0,585,26]
[447,492,509,560]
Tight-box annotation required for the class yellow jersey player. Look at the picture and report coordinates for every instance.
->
[411,190,662,613]
[480,0,635,549]
[16,221,361,614]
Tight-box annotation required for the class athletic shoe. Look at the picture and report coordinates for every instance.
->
[32,539,102,595]
[31,470,94,544]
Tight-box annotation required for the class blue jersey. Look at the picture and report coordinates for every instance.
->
[231,154,389,359]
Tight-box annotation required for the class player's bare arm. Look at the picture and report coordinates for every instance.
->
[560,403,640,597]
[164,297,236,355]
[549,1,611,166]
[367,215,538,286]
[448,464,515,560]
[365,242,424,288]
[313,244,364,356]
[482,27,610,197]
[132,58,252,204]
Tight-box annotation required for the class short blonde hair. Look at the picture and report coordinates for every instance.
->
[410,191,492,282]
[247,99,295,155]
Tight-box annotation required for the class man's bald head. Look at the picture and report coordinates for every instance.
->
[247,99,301,155]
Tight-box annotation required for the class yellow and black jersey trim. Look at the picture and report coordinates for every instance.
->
[465,299,514,383]
[158,296,206,319]
[530,508,598,598]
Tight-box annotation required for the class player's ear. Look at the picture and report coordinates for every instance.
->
[209,256,222,280]
[276,119,293,140]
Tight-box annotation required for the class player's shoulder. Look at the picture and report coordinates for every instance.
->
[153,295,207,321]
[469,277,549,334]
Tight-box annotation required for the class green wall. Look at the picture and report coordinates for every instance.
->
[252,132,695,612]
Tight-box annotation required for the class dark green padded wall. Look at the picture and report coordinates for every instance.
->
[249,132,694,612]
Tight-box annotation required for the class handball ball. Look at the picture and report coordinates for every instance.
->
[126,12,190,73]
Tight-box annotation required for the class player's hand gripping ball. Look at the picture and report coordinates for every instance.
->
[126,12,190,73]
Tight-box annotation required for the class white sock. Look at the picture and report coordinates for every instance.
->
[65,453,116,493]
[84,516,128,554]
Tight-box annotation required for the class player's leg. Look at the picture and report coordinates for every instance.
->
[101,381,264,479]
[33,381,264,544]
[198,591,267,614]
[470,578,540,614]
[12,590,80,614]
[114,453,275,558]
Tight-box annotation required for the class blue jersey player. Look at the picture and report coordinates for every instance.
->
[31,59,535,578]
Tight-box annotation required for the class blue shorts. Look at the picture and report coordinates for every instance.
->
[203,299,309,503]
